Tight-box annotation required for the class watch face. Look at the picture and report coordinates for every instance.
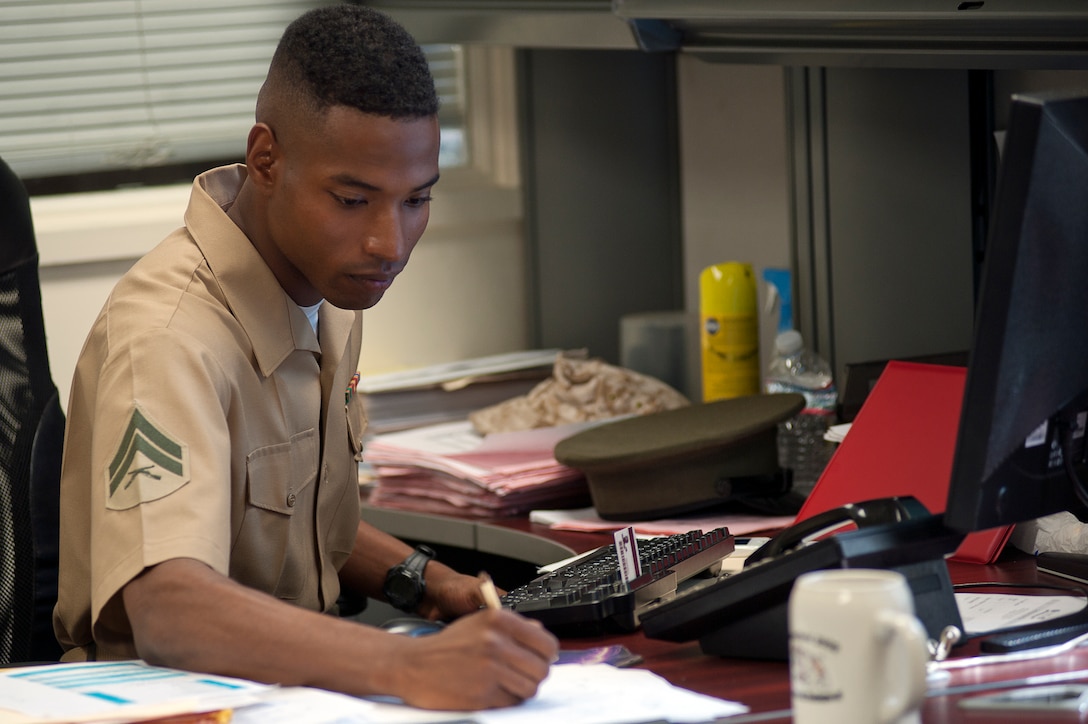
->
[385,547,433,612]
[388,574,415,600]
[386,570,423,610]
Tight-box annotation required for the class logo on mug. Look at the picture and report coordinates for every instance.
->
[789,632,842,702]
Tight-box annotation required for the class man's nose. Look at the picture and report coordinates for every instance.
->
[362,207,408,262]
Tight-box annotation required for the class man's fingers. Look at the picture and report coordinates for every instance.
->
[492,609,557,654]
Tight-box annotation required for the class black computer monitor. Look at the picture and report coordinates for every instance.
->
[944,89,1088,535]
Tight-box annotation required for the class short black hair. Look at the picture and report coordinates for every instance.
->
[266,4,438,120]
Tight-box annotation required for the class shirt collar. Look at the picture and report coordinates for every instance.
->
[184,164,319,377]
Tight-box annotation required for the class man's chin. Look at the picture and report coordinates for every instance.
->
[326,291,386,311]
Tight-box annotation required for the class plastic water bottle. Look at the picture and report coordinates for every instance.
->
[764,330,838,495]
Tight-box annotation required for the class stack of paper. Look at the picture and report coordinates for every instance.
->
[360,350,561,434]
[364,420,592,518]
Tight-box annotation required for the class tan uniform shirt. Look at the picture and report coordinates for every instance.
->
[54,165,367,660]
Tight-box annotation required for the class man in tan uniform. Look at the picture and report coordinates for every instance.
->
[54,4,557,711]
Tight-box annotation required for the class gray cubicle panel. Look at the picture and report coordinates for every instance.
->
[791,67,977,386]
[518,48,684,365]
[791,67,1088,386]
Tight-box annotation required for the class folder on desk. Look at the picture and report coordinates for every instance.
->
[793,360,1013,564]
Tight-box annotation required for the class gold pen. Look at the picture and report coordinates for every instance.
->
[478,571,503,610]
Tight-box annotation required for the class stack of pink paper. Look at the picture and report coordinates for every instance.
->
[364,420,592,518]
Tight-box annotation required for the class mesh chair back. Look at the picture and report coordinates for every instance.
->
[0,157,64,664]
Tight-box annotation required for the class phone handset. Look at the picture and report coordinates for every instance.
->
[744,496,933,567]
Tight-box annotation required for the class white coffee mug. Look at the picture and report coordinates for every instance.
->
[788,568,929,724]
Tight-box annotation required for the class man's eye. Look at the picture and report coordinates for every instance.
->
[406,195,433,208]
[333,194,366,207]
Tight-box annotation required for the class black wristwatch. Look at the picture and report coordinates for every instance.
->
[383,545,436,612]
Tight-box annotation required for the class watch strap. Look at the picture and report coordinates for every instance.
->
[402,545,434,577]
[383,544,435,612]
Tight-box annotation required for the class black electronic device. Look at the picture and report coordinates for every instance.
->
[500,528,734,634]
[941,88,1088,651]
[1036,552,1088,586]
[639,499,964,660]
[943,89,1088,533]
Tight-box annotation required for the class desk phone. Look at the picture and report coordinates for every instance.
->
[639,498,965,660]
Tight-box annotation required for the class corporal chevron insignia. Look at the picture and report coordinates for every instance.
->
[106,405,191,510]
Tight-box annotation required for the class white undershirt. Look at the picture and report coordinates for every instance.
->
[300,300,324,336]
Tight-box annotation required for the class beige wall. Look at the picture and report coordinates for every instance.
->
[676,58,794,375]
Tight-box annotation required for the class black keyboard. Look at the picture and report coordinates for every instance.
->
[500,528,734,634]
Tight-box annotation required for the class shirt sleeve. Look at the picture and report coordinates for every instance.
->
[88,327,235,641]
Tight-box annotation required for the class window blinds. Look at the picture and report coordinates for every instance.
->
[0,0,464,182]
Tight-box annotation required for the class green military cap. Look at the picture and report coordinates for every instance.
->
[554,393,806,520]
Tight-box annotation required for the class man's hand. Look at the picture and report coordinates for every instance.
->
[386,607,559,710]
[417,567,501,620]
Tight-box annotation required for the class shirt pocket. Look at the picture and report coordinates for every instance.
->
[235,430,318,601]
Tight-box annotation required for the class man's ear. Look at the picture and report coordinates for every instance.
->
[244,123,278,191]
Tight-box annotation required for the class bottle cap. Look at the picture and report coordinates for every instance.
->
[775,329,804,356]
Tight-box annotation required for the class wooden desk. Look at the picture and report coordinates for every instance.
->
[362,504,1088,723]
[567,556,1088,723]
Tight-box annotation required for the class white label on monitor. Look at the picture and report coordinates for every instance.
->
[1026,420,1048,448]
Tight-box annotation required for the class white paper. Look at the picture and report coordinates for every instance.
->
[530,506,794,537]
[3,662,747,724]
[0,660,269,723]
[956,592,1088,634]
[231,687,470,724]
[359,350,561,393]
[824,422,851,443]
[356,664,748,724]
[473,664,747,724]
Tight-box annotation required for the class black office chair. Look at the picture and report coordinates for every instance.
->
[0,156,65,664]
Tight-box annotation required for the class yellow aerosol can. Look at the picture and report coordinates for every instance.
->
[699,261,759,401]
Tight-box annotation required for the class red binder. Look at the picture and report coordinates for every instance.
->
[793,360,1013,564]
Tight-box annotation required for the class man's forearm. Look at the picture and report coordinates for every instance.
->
[122,557,403,696]
[337,520,468,608]
[121,556,558,711]
[337,519,418,600]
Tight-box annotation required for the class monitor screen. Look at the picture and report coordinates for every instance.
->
[944,89,1088,534]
